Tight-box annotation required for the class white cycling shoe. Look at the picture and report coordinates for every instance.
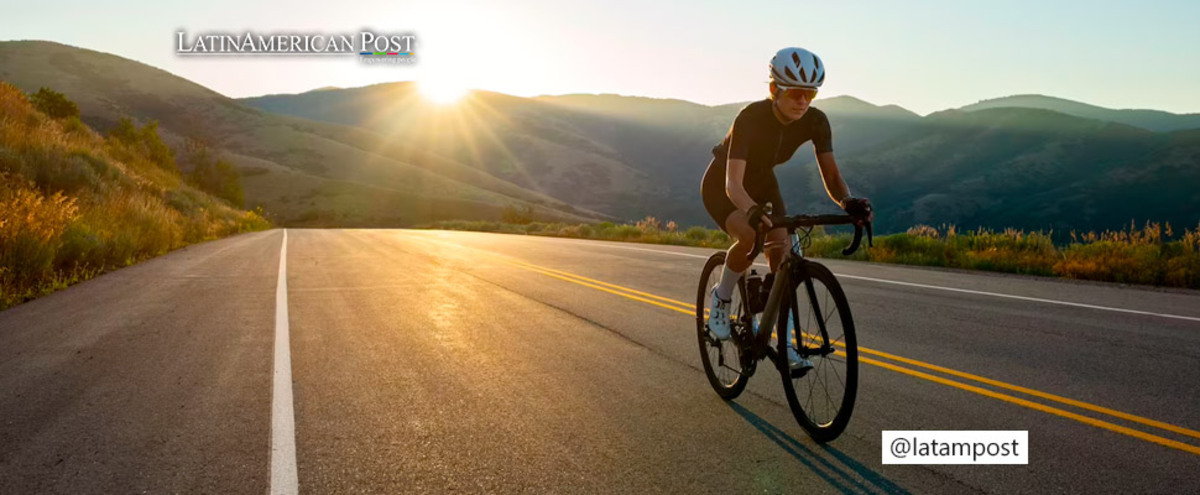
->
[788,347,815,373]
[783,317,815,372]
[708,288,733,340]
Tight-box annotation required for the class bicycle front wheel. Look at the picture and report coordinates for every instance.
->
[696,251,752,400]
[778,261,858,442]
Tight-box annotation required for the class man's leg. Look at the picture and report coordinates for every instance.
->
[765,227,791,273]
[715,209,758,300]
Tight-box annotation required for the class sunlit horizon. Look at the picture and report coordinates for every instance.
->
[3,0,1199,115]
[418,79,470,105]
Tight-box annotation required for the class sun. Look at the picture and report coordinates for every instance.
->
[419,78,470,104]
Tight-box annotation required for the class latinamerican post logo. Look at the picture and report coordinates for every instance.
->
[175,30,416,63]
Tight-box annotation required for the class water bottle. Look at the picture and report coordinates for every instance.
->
[745,270,764,314]
[751,271,775,336]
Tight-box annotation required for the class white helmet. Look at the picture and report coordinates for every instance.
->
[770,47,825,89]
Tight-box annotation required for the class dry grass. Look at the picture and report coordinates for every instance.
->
[0,82,270,309]
[425,216,1200,290]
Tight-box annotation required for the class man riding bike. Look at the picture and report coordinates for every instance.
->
[700,47,874,371]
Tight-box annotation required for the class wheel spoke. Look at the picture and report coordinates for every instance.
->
[823,289,834,324]
[806,368,816,414]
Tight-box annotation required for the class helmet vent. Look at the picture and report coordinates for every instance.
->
[785,66,797,81]
[798,67,808,83]
[791,51,802,66]
[812,54,820,70]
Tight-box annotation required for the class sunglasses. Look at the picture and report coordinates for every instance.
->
[779,87,818,102]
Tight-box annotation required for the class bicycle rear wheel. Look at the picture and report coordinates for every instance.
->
[696,251,752,399]
[778,261,858,442]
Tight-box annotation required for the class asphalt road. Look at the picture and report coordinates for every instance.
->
[2,228,1198,493]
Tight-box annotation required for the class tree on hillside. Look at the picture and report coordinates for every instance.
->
[501,204,536,224]
[28,87,79,119]
[107,117,177,173]
[181,137,244,207]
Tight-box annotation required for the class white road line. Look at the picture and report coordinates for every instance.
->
[496,235,1200,323]
[834,274,1200,322]
[271,229,299,495]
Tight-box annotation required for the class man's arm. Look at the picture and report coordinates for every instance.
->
[815,151,851,207]
[726,158,774,228]
[724,158,757,212]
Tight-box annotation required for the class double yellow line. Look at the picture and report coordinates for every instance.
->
[501,256,1200,457]
[409,232,1200,457]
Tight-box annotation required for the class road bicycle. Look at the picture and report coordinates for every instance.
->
[696,204,872,442]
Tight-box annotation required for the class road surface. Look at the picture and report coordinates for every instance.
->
[2,229,1198,493]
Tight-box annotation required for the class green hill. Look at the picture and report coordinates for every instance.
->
[784,107,1200,236]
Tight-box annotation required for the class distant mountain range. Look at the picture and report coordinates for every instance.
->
[4,40,1198,234]
[958,94,1200,133]
[243,87,1200,235]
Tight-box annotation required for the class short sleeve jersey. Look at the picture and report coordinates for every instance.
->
[711,99,834,191]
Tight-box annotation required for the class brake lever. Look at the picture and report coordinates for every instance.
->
[746,202,775,263]
[842,224,863,256]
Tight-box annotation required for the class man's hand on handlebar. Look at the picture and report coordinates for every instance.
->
[747,203,773,231]
[842,197,873,226]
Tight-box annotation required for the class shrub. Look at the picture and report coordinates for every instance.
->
[108,117,176,172]
[636,216,661,233]
[501,204,535,224]
[612,225,642,239]
[62,117,91,136]
[906,224,939,238]
[0,175,79,295]
[28,87,79,120]
[708,229,730,245]
[685,226,709,242]
[181,138,243,206]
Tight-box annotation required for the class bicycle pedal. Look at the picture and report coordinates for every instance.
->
[789,367,812,379]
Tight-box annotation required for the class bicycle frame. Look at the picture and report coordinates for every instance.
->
[744,230,836,372]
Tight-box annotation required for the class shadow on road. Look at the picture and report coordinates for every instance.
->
[727,402,910,495]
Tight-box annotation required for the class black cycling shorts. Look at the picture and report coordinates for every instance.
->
[700,157,787,233]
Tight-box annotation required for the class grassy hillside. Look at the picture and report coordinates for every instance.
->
[0,82,269,309]
[0,40,602,227]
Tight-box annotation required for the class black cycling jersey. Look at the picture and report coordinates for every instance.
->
[701,99,834,230]
[714,99,833,166]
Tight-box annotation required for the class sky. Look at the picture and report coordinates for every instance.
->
[3,0,1199,115]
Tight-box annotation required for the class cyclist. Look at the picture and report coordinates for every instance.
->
[701,47,873,370]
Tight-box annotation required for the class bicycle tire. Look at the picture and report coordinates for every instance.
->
[696,251,752,399]
[778,261,858,442]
